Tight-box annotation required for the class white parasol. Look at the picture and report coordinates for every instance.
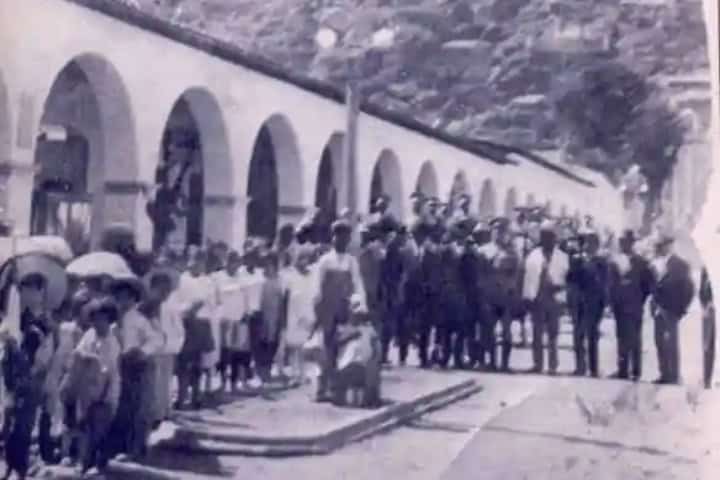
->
[66,251,131,279]
[14,253,69,311]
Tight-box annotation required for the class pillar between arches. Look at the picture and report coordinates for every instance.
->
[204,194,236,245]
[0,160,34,236]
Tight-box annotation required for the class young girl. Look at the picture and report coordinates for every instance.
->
[58,290,93,465]
[255,253,288,385]
[283,251,316,386]
[215,252,250,394]
[175,251,215,408]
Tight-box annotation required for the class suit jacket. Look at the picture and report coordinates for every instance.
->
[608,252,653,313]
[652,254,695,317]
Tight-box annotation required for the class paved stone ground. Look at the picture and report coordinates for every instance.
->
[163,367,477,442]
[25,301,717,479]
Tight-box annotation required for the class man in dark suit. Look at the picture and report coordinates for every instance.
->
[608,229,654,381]
[572,230,609,377]
[650,232,695,385]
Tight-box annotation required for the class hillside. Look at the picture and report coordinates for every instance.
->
[121,0,709,150]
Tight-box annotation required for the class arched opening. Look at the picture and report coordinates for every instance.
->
[415,161,439,198]
[315,133,344,236]
[246,114,303,244]
[504,187,518,217]
[152,88,231,250]
[369,149,404,219]
[478,179,497,220]
[449,170,469,204]
[32,54,136,254]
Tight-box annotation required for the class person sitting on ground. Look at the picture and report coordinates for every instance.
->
[332,295,382,408]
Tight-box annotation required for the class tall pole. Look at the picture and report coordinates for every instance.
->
[343,81,360,218]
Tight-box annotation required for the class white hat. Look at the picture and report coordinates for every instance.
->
[540,219,556,233]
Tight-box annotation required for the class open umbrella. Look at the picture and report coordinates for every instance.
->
[13,253,69,311]
[0,236,74,264]
[66,251,131,279]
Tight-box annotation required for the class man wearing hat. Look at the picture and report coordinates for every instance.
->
[608,229,654,381]
[108,274,163,459]
[435,224,466,369]
[358,221,386,345]
[649,231,694,385]
[414,221,444,368]
[570,229,609,377]
[522,219,569,374]
[476,217,522,371]
[313,219,367,401]
[369,194,392,225]
[408,191,426,226]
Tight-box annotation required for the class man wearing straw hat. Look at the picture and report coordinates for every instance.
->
[522,219,569,374]
[107,273,162,460]
[649,230,694,385]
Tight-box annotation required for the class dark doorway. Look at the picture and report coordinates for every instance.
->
[314,146,338,239]
[246,125,279,243]
[152,97,204,249]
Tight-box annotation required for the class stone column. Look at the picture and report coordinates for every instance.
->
[0,160,35,236]
[102,180,149,250]
[203,194,236,246]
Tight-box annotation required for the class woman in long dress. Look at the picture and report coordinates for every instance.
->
[283,250,317,386]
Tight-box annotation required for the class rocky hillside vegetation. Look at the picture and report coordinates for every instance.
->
[124,0,709,150]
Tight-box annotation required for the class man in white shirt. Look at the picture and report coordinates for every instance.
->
[313,220,367,402]
[522,220,569,374]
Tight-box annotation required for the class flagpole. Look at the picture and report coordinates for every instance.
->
[343,81,359,221]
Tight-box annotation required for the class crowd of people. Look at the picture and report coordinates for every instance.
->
[0,189,713,479]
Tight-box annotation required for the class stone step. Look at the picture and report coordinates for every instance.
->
[157,379,481,456]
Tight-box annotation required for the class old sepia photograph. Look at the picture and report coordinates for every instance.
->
[0,0,717,478]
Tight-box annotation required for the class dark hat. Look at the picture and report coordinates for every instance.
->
[18,271,47,288]
[427,196,440,207]
[490,216,510,231]
[619,229,636,243]
[579,227,599,240]
[84,297,120,324]
[331,219,353,235]
[654,232,675,247]
[410,191,426,201]
[109,274,146,301]
[227,250,242,264]
[457,193,471,206]
[145,265,180,291]
[373,194,391,208]
[473,221,491,235]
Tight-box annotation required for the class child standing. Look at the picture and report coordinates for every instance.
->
[69,298,121,475]
[283,251,316,386]
[255,253,288,385]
